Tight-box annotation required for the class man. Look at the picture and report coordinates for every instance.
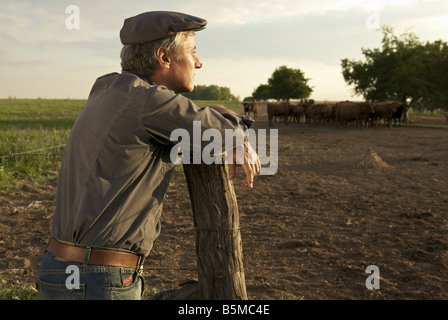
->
[37,11,260,300]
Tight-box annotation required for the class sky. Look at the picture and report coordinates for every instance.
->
[0,0,447,101]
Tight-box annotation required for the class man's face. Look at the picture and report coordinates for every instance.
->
[168,35,203,93]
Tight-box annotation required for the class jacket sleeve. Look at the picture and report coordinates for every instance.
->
[141,85,250,149]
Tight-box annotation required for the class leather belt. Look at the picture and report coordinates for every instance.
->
[46,238,144,270]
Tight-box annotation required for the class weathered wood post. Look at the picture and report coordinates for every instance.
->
[183,155,248,300]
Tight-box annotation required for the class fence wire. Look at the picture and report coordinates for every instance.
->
[0,226,447,273]
[1,144,447,160]
[0,145,65,159]
[0,143,447,273]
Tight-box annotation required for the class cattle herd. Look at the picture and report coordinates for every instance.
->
[243,100,405,128]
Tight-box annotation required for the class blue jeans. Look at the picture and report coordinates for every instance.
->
[37,251,144,300]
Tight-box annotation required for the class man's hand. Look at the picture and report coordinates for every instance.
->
[227,140,261,188]
[208,104,260,188]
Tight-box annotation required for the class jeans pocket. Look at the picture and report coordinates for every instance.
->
[109,270,143,300]
[120,269,136,287]
[37,278,85,300]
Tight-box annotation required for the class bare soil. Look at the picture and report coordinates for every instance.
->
[1,104,447,300]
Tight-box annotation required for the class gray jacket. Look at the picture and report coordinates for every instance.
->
[52,71,249,257]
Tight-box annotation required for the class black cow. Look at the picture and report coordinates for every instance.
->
[243,102,258,118]
[392,104,405,127]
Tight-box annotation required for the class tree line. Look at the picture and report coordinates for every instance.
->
[182,84,239,101]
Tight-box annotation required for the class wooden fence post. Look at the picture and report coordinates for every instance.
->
[183,156,248,300]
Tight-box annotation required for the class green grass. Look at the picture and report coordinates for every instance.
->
[408,108,447,117]
[277,293,305,300]
[401,122,448,130]
[0,98,242,192]
[0,98,86,192]
[0,279,39,300]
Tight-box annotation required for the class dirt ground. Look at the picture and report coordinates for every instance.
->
[0,104,447,300]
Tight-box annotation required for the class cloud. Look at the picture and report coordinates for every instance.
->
[198,0,448,63]
[197,7,383,65]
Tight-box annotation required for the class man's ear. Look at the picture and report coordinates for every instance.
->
[156,47,171,69]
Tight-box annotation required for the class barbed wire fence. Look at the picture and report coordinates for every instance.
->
[1,225,447,274]
[1,144,447,159]
[0,145,65,159]
[0,142,447,274]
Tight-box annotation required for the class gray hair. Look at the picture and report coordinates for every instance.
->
[120,31,194,78]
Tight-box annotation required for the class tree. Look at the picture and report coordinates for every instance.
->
[252,84,272,101]
[252,66,313,101]
[183,84,239,101]
[418,40,448,111]
[341,26,448,122]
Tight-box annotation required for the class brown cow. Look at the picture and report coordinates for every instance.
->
[304,103,316,125]
[314,104,334,125]
[358,102,375,127]
[267,102,291,126]
[373,102,399,128]
[289,104,305,123]
[335,101,373,128]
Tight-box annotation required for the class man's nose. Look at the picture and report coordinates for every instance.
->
[195,57,203,69]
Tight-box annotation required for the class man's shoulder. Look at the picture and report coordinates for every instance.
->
[96,72,151,89]
[112,72,179,97]
[88,72,155,99]
[88,71,195,108]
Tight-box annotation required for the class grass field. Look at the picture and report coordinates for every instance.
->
[0,99,86,192]
[0,98,242,192]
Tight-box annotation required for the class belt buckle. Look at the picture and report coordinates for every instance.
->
[137,256,145,274]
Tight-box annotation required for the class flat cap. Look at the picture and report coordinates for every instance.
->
[120,11,207,45]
